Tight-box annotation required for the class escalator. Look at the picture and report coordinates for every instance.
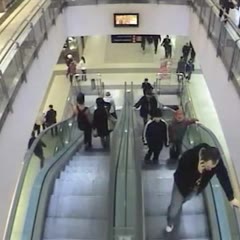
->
[134,112,210,240]
[43,139,110,240]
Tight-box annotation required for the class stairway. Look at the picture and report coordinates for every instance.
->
[43,151,110,240]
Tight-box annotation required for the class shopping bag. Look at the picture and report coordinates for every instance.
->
[108,115,117,131]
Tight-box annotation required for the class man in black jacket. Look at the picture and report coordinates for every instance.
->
[134,91,158,125]
[166,143,240,232]
[45,105,57,136]
[144,108,169,164]
[28,132,47,168]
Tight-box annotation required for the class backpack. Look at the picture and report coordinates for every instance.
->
[77,107,89,130]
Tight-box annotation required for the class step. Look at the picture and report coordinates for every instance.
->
[69,158,109,168]
[43,217,107,239]
[59,172,107,181]
[145,214,209,239]
[64,165,109,175]
[144,194,205,216]
[53,179,108,196]
[47,195,108,219]
[72,155,109,162]
[143,177,174,194]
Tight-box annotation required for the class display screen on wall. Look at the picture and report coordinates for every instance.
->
[114,13,139,27]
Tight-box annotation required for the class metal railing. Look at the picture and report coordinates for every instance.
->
[0,0,65,133]
[190,0,240,97]
[65,0,189,6]
[181,83,240,239]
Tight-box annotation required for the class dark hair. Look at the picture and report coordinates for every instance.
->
[49,105,53,109]
[144,78,148,82]
[201,147,220,163]
[96,97,105,108]
[77,92,85,105]
[81,56,86,63]
[31,131,35,138]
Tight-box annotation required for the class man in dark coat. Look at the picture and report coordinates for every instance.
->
[45,105,57,136]
[144,108,169,164]
[134,91,158,125]
[166,143,240,233]
[28,132,46,168]
[182,42,191,61]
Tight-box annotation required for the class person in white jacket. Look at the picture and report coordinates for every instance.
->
[78,56,87,81]
[104,91,117,119]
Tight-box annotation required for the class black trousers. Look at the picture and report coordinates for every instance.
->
[84,127,92,147]
[35,152,44,168]
[145,144,163,163]
[34,124,41,135]
[170,141,182,159]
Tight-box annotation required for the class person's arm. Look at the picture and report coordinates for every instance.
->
[216,159,234,201]
[41,140,47,148]
[134,97,143,109]
[185,118,198,125]
[143,120,152,145]
[145,123,151,145]
[168,123,174,143]
[92,111,96,129]
[161,39,165,46]
[162,120,169,147]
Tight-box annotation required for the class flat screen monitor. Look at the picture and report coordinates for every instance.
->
[114,13,139,27]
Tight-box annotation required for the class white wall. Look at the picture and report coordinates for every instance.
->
[189,9,240,192]
[0,13,66,239]
[65,4,190,36]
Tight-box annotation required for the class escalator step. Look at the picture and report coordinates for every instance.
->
[145,194,205,216]
[146,214,209,239]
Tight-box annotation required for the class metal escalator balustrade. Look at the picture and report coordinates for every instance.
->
[190,0,240,97]
[181,84,240,239]
[42,140,110,240]
[0,0,64,132]
[4,99,97,239]
[6,84,126,240]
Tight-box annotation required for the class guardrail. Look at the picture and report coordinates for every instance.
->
[190,0,240,97]
[181,83,240,239]
[65,0,189,6]
[0,0,65,133]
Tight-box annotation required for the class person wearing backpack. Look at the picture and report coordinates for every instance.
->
[75,93,92,151]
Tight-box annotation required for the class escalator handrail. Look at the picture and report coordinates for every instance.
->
[111,83,128,232]
[4,115,75,240]
[195,123,240,230]
[5,101,96,239]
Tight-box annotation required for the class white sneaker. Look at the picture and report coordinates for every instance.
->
[165,225,174,233]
